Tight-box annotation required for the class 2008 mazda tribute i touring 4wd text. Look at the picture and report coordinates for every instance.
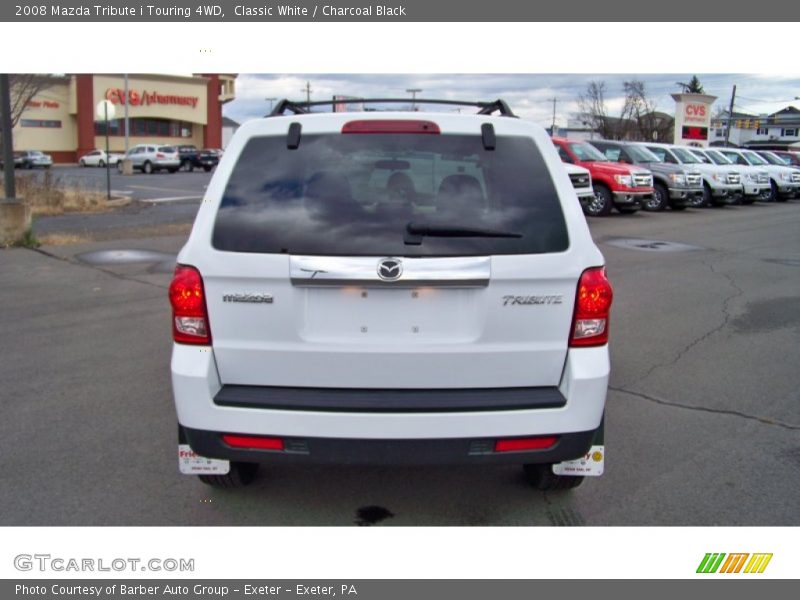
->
[170,99,613,491]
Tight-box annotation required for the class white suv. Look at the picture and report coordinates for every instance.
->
[118,144,180,174]
[170,99,612,491]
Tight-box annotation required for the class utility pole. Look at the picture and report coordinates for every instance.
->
[265,97,277,114]
[549,97,557,135]
[1,73,32,246]
[724,84,736,148]
[406,88,422,111]
[1,74,15,200]
[301,82,312,104]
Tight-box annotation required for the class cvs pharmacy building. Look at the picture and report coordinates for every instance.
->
[14,73,236,163]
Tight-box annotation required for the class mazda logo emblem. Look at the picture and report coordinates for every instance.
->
[377,258,403,281]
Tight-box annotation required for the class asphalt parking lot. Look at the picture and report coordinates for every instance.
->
[1,202,799,526]
[19,166,213,238]
[15,164,212,201]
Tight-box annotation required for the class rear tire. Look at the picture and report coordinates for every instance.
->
[143,161,153,174]
[586,184,613,217]
[523,464,584,491]
[203,166,212,172]
[80,159,86,167]
[198,462,259,488]
[98,159,105,167]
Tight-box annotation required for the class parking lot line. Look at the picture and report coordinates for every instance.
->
[140,195,203,203]
[127,184,200,193]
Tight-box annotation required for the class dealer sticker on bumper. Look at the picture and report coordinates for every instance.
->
[178,444,230,475]
[552,445,604,477]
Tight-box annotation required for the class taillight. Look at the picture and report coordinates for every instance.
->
[570,267,613,347]
[222,434,284,451]
[169,265,211,345]
[495,436,558,452]
[341,120,440,134]
[156,153,165,159]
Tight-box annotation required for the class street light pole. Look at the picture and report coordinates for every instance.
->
[124,74,129,153]
[104,102,111,201]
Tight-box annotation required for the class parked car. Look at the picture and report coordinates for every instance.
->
[79,149,123,167]
[755,151,800,199]
[767,150,800,168]
[0,152,23,169]
[638,143,740,208]
[716,147,800,202]
[588,140,700,211]
[117,144,180,174]
[551,137,652,216]
[687,147,769,204]
[177,145,220,172]
[171,99,612,491]
[8,150,53,169]
[563,163,594,212]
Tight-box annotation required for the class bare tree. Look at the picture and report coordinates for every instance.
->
[0,74,56,152]
[578,79,665,140]
[622,79,663,141]
[8,74,56,128]
[577,81,619,139]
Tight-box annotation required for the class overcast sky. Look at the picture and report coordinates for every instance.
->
[223,73,800,127]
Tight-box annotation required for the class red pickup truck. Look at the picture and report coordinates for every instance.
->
[552,137,654,216]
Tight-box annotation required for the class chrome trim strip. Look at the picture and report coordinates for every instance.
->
[290,255,491,287]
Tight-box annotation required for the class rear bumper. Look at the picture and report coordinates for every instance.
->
[154,159,181,169]
[172,344,609,447]
[181,425,598,466]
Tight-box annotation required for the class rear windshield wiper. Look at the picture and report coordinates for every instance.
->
[404,222,522,245]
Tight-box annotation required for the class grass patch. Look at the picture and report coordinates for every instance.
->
[37,233,92,246]
[37,223,191,246]
[2,170,111,216]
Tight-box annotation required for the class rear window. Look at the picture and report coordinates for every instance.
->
[212,133,568,256]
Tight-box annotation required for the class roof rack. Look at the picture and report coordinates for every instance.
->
[268,98,517,118]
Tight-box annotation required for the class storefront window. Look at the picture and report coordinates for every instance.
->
[21,119,62,128]
[95,118,193,138]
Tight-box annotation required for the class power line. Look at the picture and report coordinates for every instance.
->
[734,95,799,104]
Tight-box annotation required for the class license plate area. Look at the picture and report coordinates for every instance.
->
[553,445,604,477]
[178,444,230,475]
